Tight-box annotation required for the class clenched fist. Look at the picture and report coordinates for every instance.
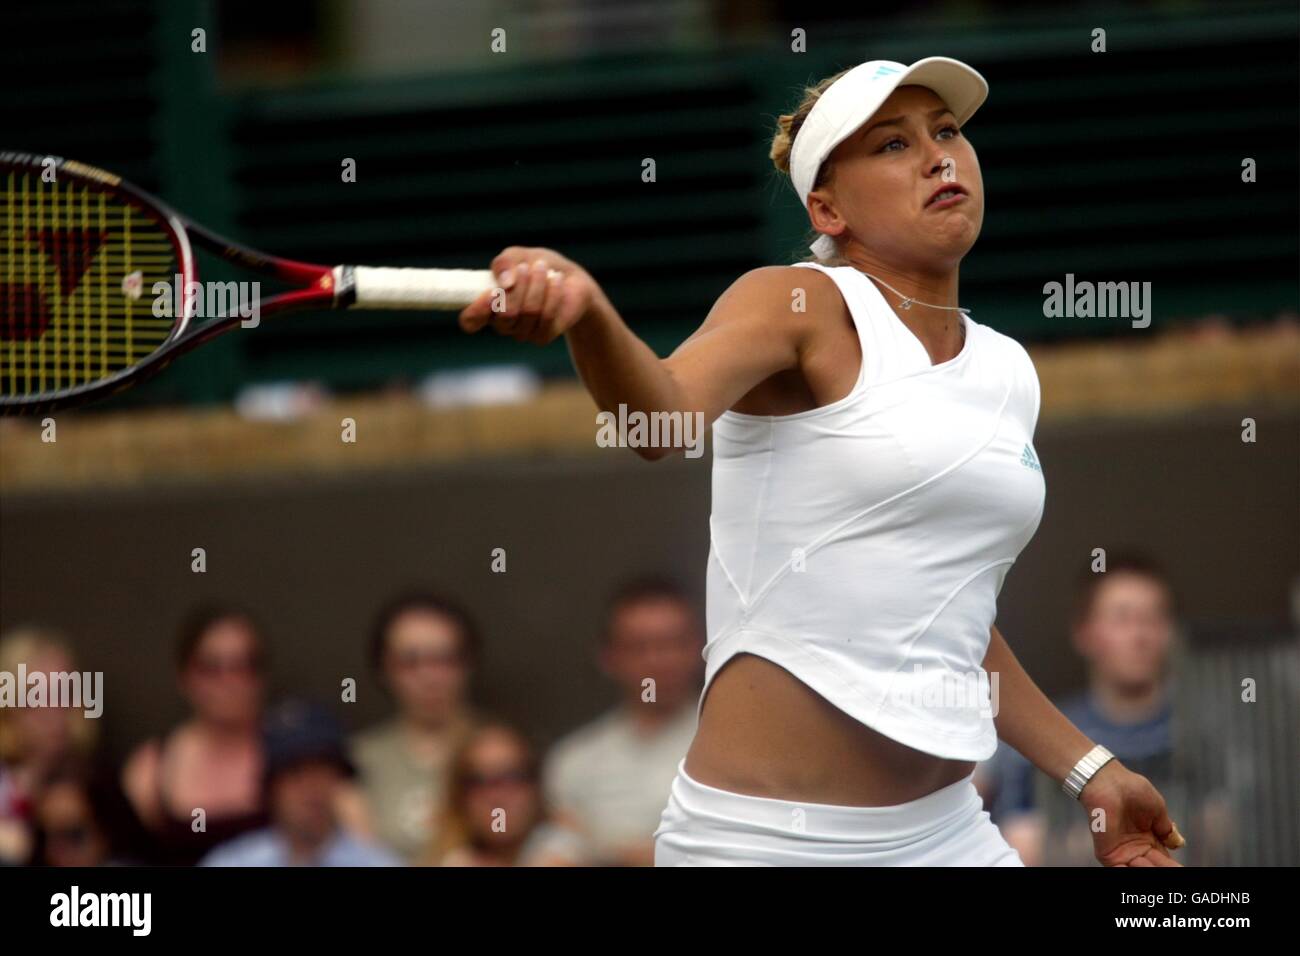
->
[458,247,609,345]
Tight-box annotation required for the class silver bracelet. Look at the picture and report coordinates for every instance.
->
[1061,744,1115,800]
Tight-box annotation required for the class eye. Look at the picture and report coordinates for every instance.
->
[878,137,906,153]
[936,124,960,141]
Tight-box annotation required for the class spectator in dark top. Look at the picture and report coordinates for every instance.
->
[33,764,138,867]
[980,551,1178,865]
[201,700,399,867]
[120,605,270,864]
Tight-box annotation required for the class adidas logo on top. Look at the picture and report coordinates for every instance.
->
[1020,443,1042,472]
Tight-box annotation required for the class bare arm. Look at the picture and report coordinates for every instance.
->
[458,249,831,455]
[985,625,1184,866]
[984,624,1092,782]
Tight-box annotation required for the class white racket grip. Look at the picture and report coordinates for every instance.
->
[341,266,495,310]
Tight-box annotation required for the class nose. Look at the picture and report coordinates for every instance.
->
[925,148,952,178]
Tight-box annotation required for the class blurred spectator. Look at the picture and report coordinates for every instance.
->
[427,722,585,866]
[980,551,1190,865]
[0,627,100,865]
[120,605,269,864]
[33,765,135,867]
[349,592,480,863]
[201,700,399,866]
[542,577,703,866]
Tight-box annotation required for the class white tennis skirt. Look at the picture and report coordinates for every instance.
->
[654,760,1023,866]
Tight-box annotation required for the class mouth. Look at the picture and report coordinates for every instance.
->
[926,185,968,209]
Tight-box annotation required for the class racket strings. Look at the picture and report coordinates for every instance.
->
[1,169,177,399]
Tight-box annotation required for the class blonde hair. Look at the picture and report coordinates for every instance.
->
[770,69,853,264]
[0,626,99,763]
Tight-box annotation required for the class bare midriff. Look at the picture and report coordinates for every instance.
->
[683,653,976,807]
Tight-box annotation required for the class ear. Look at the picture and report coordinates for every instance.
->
[807,190,847,242]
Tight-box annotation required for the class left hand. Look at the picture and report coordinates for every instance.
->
[1080,761,1185,867]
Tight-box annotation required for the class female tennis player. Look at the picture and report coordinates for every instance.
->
[458,57,1184,866]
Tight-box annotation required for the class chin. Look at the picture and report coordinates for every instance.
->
[930,217,980,258]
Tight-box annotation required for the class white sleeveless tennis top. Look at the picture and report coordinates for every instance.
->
[702,261,1046,761]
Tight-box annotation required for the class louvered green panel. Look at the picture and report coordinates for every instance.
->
[3,0,162,191]
[7,0,1297,405]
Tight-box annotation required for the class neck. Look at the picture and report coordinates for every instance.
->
[1090,679,1166,724]
[473,839,521,866]
[284,827,332,865]
[842,252,966,363]
[195,716,256,744]
[623,697,684,732]
[843,250,962,313]
[402,710,460,738]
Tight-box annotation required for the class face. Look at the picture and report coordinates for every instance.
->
[180,618,265,727]
[12,648,75,759]
[459,729,539,848]
[382,610,470,725]
[270,760,343,845]
[601,598,703,709]
[37,782,108,867]
[1073,573,1174,693]
[810,85,984,271]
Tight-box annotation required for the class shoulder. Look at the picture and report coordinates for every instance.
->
[723,263,844,305]
[709,265,847,328]
[334,833,403,867]
[518,822,590,866]
[975,321,1035,371]
[349,720,400,759]
[976,322,1041,426]
[546,710,622,774]
[199,828,278,867]
[120,737,164,809]
[123,737,162,775]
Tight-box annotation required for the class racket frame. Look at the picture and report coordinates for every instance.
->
[1,152,340,414]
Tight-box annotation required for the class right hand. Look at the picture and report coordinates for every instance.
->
[458,246,607,345]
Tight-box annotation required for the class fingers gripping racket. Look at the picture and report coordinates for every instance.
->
[0,152,496,414]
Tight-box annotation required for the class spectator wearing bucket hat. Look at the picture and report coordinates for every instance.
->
[201,701,400,867]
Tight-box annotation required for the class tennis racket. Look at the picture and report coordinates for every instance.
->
[0,151,499,414]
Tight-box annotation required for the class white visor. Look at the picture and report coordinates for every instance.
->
[789,57,988,258]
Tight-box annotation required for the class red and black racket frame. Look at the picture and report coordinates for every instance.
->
[0,151,352,414]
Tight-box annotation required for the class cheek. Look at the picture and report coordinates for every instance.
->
[844,181,909,235]
[955,144,984,202]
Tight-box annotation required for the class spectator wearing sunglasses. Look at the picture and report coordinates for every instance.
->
[427,722,587,867]
[120,604,270,864]
[33,764,139,867]
[349,592,481,863]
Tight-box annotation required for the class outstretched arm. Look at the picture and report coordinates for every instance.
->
[458,248,827,456]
